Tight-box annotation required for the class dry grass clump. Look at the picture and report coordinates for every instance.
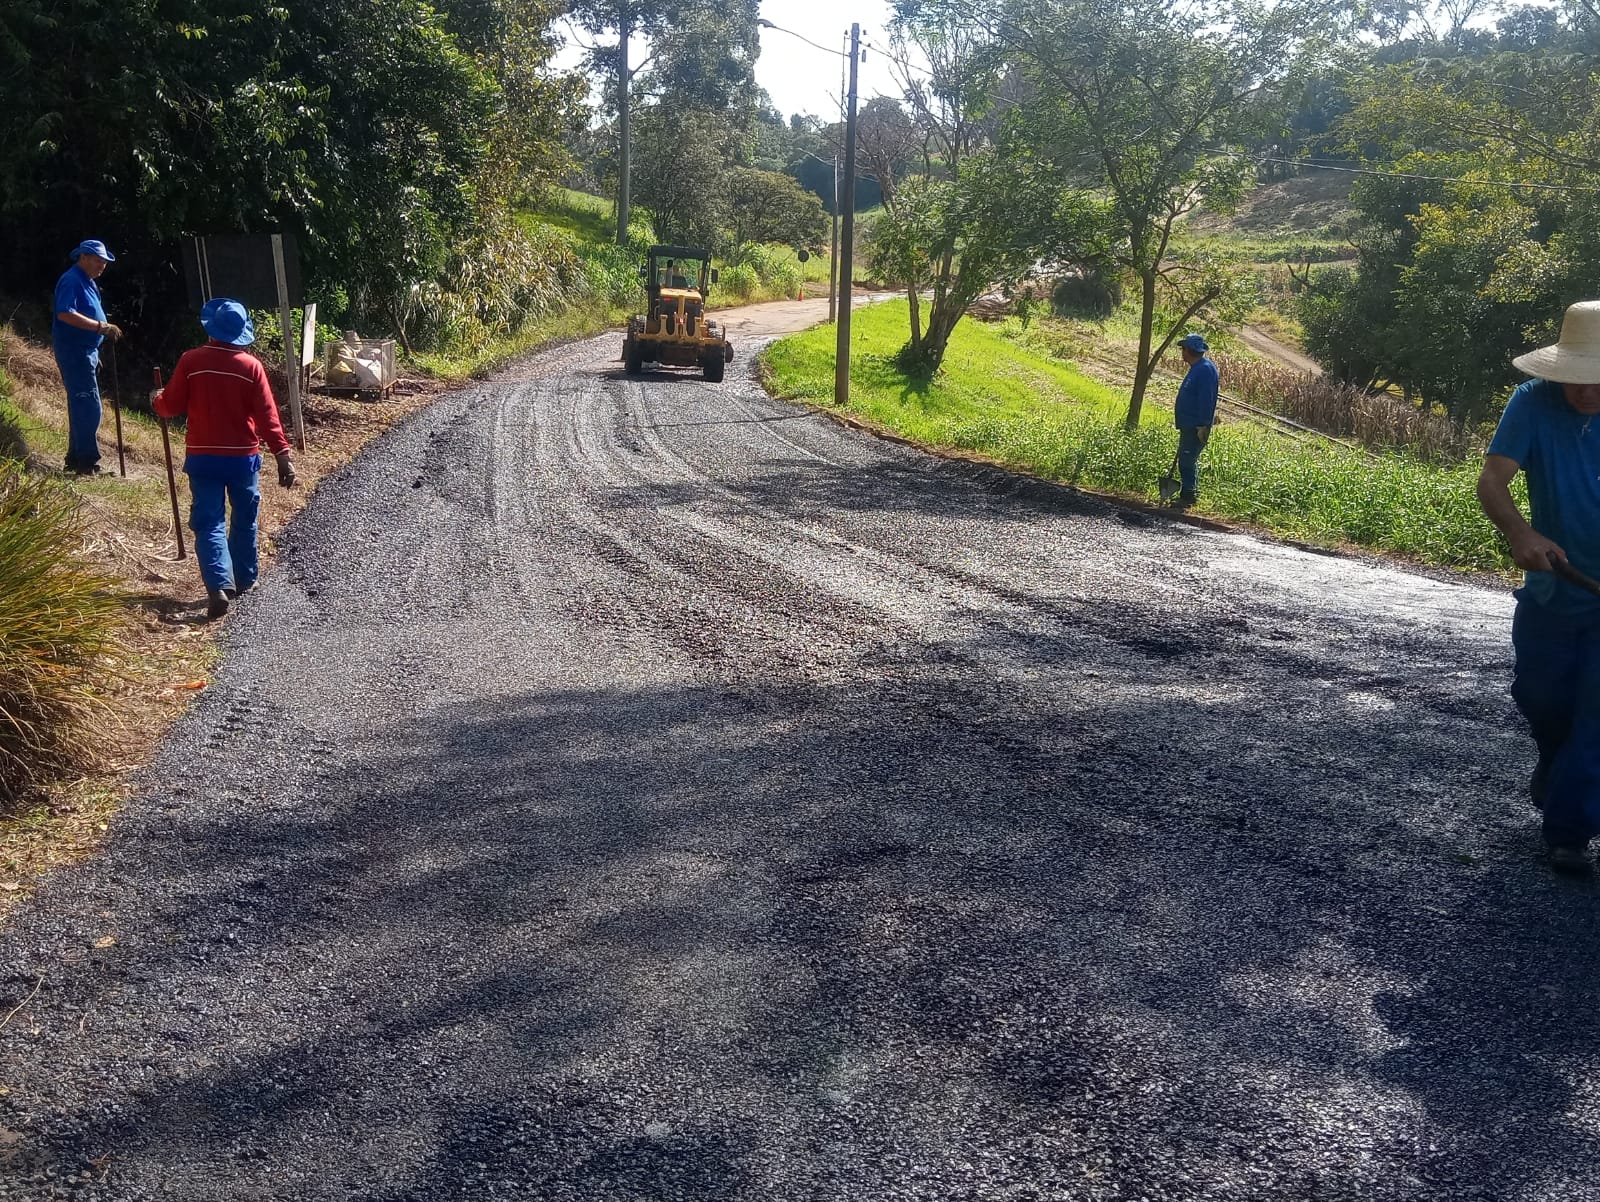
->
[1216,354,1473,461]
[0,461,125,804]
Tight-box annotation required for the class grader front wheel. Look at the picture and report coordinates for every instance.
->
[702,353,725,383]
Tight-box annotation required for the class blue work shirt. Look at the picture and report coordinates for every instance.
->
[1174,355,1219,428]
[1488,378,1600,614]
[52,264,105,357]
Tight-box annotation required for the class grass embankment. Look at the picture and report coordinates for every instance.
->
[763,300,1506,572]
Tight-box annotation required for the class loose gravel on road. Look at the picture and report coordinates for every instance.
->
[2,329,1594,1201]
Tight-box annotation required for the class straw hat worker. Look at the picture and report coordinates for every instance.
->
[1478,300,1600,872]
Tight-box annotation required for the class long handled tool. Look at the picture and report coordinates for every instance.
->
[154,368,186,560]
[1157,451,1182,503]
[107,338,126,477]
[1550,552,1600,599]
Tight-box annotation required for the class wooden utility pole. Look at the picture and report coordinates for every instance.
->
[617,1,632,245]
[834,23,861,407]
[828,27,846,323]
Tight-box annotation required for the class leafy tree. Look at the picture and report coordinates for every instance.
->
[725,169,827,249]
[953,0,1321,426]
[569,0,760,243]
[630,106,731,248]
[0,0,499,352]
[1302,6,1600,420]
[568,0,676,243]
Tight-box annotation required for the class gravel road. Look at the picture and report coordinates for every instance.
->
[3,318,1595,1201]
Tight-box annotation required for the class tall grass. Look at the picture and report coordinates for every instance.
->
[762,300,1509,571]
[1215,354,1473,461]
[0,460,125,801]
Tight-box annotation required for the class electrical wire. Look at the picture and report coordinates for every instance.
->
[1208,148,1600,193]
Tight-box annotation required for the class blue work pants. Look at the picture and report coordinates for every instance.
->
[1511,596,1600,848]
[186,454,262,594]
[1177,426,1207,495]
[54,346,102,470]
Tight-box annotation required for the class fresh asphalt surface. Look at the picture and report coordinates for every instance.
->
[2,326,1596,1201]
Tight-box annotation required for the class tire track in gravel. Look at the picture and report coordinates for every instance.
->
[3,326,1596,1202]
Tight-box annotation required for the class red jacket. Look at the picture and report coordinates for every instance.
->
[154,342,291,457]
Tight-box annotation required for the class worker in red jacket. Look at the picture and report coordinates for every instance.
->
[155,299,297,619]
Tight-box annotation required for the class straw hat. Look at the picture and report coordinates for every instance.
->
[1514,301,1600,383]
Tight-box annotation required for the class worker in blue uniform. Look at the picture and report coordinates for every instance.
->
[1171,332,1220,509]
[52,239,122,475]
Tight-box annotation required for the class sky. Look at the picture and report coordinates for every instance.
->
[749,0,902,120]
[554,0,906,123]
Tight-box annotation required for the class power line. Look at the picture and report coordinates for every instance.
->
[1210,148,1600,194]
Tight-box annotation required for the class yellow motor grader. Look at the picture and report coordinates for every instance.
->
[622,244,735,383]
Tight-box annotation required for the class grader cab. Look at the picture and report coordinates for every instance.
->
[622,244,735,383]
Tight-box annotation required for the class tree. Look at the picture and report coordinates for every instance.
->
[630,106,732,248]
[864,6,1057,370]
[961,0,1320,426]
[1301,6,1600,419]
[568,0,672,243]
[569,0,761,244]
[725,169,828,249]
[854,98,919,208]
[0,0,498,352]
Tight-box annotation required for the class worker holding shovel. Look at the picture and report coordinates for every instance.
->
[1478,300,1600,873]
[1169,333,1218,509]
[154,299,297,620]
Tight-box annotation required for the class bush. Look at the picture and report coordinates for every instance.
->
[0,461,124,802]
[723,243,804,301]
[718,263,760,301]
[1053,274,1122,319]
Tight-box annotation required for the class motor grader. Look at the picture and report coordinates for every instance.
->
[621,244,735,383]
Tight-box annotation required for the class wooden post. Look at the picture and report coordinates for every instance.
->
[154,368,186,560]
[271,234,306,451]
[834,23,861,408]
[108,338,126,477]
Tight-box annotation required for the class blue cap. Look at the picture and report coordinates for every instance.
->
[200,299,255,347]
[1178,333,1209,353]
[70,239,115,263]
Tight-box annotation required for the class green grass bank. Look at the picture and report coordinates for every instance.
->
[762,300,1509,572]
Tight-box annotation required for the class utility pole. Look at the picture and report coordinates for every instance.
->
[835,22,861,408]
[616,1,632,245]
[828,27,846,323]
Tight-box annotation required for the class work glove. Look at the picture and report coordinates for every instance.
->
[1197,425,1212,446]
[101,321,123,340]
[276,451,298,489]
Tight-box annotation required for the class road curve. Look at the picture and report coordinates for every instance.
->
[2,323,1593,1202]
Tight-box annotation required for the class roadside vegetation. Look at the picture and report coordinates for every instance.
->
[765,301,1506,571]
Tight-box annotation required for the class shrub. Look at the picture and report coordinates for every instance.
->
[718,263,760,301]
[0,461,124,802]
[1053,274,1122,319]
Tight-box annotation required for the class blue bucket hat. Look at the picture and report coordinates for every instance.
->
[1178,333,1209,353]
[200,298,255,347]
[70,239,116,263]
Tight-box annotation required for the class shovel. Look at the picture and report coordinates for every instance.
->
[108,338,126,477]
[1549,553,1600,599]
[1157,451,1182,503]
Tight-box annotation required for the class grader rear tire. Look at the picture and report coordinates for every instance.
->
[624,337,643,376]
[702,352,725,383]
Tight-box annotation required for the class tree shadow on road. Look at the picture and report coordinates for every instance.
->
[1,584,1590,1200]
